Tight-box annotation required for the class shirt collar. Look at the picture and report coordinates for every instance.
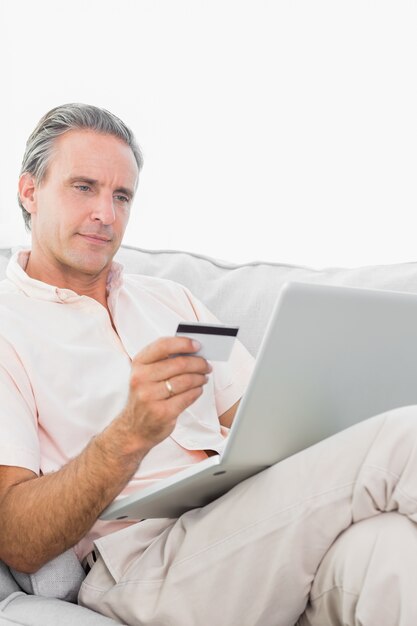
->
[6,248,125,303]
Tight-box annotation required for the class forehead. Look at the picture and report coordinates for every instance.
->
[46,129,139,186]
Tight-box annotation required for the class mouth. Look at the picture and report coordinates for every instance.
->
[78,233,112,245]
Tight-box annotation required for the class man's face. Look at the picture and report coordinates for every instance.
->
[22,129,139,279]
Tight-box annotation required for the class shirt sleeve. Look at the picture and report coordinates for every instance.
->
[0,334,40,473]
[180,285,255,417]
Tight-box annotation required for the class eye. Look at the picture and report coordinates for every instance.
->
[114,194,130,203]
[75,184,91,192]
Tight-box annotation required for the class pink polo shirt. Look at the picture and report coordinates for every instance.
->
[0,249,254,559]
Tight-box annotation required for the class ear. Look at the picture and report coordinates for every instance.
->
[18,173,38,215]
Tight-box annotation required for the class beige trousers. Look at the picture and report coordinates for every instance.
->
[79,406,417,626]
[298,512,417,625]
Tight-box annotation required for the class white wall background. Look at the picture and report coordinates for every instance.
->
[1,0,416,269]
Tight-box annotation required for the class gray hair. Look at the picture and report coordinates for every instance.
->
[18,103,144,231]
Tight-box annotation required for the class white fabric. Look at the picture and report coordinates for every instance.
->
[9,550,85,603]
[2,245,417,621]
[0,592,120,625]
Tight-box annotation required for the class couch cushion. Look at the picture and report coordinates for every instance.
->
[9,549,85,602]
[3,245,417,356]
[114,246,417,356]
[0,564,19,603]
[0,592,121,625]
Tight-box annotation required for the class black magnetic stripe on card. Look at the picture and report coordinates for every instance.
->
[177,324,239,337]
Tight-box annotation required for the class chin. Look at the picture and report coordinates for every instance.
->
[65,248,114,275]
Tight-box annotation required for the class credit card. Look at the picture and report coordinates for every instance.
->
[175,322,239,361]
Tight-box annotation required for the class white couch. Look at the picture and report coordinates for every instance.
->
[2,243,417,625]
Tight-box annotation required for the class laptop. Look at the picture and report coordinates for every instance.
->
[101,280,417,521]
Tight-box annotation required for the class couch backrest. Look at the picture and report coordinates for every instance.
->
[3,245,417,355]
[0,249,9,276]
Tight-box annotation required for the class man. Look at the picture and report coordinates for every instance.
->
[1,103,417,626]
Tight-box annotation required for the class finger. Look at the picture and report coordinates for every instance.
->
[165,386,205,414]
[149,354,212,383]
[160,373,209,400]
[137,336,201,365]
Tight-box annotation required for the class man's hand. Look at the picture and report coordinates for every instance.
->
[120,336,212,451]
[0,335,212,573]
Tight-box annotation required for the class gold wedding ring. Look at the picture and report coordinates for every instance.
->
[164,379,174,398]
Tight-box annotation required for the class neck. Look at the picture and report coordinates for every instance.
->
[25,250,110,309]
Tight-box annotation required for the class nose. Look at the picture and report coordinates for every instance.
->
[89,193,116,225]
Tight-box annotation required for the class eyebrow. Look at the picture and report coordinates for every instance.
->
[68,176,135,199]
